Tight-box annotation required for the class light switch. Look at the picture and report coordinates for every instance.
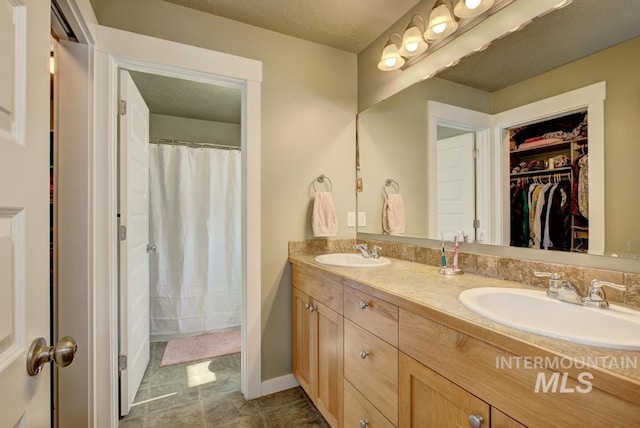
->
[347,212,356,227]
[358,211,367,227]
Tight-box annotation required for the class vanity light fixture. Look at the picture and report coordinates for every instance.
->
[377,32,405,71]
[377,0,516,72]
[424,0,459,40]
[398,15,429,57]
[453,0,496,19]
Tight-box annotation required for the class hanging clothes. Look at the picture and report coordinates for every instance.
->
[548,180,572,251]
[578,154,589,218]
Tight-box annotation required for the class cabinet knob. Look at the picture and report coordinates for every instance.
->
[359,350,369,359]
[307,305,316,312]
[468,414,485,428]
[305,303,310,310]
[359,300,369,309]
[359,419,369,428]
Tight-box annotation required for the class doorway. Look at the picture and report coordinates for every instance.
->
[117,68,245,417]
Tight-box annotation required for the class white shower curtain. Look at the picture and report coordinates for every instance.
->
[149,144,241,339]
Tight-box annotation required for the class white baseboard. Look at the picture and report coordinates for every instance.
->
[260,374,299,397]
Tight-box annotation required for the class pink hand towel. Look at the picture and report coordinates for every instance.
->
[312,191,338,237]
[382,194,405,235]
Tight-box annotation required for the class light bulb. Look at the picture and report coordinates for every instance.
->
[432,22,447,34]
[465,0,482,9]
[384,57,397,67]
[405,41,419,52]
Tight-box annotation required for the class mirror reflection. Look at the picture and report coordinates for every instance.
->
[357,0,640,258]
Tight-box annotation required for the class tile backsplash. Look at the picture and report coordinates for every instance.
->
[289,238,640,308]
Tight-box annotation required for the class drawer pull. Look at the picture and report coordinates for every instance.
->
[307,304,316,312]
[359,300,370,309]
[468,414,485,428]
[359,350,369,359]
[359,419,369,428]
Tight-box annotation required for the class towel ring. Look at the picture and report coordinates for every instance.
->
[313,174,333,192]
[384,178,400,195]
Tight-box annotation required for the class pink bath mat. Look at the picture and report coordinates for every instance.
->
[160,327,241,367]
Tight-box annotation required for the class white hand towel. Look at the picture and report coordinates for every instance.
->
[312,191,338,237]
[382,194,405,235]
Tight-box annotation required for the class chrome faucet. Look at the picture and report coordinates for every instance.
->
[534,271,626,309]
[584,279,627,309]
[370,246,382,259]
[353,244,383,259]
[354,244,370,258]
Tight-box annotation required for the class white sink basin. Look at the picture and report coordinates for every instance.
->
[314,253,391,268]
[459,287,640,350]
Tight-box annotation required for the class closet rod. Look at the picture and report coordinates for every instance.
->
[510,172,571,183]
[149,137,240,151]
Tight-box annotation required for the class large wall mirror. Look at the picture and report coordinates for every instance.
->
[357,0,640,259]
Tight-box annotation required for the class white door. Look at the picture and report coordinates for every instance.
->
[0,1,55,426]
[119,70,151,416]
[436,133,475,241]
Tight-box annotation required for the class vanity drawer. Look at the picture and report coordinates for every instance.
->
[344,380,395,428]
[344,284,398,346]
[344,319,398,425]
[292,264,343,314]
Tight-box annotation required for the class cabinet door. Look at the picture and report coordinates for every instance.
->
[399,352,489,428]
[316,300,344,427]
[292,287,317,401]
[491,408,527,428]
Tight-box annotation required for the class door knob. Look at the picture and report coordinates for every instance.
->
[27,336,78,376]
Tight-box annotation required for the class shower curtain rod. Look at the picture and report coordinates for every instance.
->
[149,137,241,151]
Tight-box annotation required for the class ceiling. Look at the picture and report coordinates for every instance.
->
[162,0,422,53]
[129,71,241,124]
[438,0,640,92]
[130,0,640,122]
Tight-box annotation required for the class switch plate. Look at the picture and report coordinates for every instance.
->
[358,211,367,227]
[347,212,356,227]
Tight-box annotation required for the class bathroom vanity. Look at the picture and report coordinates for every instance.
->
[289,253,640,427]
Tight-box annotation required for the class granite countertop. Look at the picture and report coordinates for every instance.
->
[288,252,640,393]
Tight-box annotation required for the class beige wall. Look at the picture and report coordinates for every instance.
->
[94,0,357,381]
[359,77,491,237]
[492,36,640,257]
[150,114,241,147]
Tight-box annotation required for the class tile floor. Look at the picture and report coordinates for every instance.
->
[119,342,329,428]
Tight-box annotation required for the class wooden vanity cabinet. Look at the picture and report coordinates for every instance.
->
[291,260,640,428]
[399,308,640,427]
[292,265,343,427]
[399,352,490,427]
[491,408,527,428]
[343,282,399,427]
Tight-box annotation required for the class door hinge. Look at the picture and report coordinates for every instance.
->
[119,100,127,116]
[472,149,479,159]
[119,224,127,241]
[118,355,127,371]
[473,219,481,228]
